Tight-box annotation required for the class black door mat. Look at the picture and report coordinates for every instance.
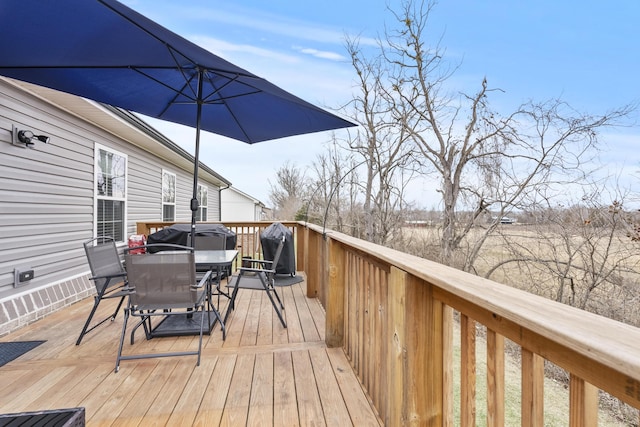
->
[0,407,85,427]
[274,274,304,287]
[0,340,46,367]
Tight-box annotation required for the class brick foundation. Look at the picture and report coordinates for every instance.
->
[0,274,95,337]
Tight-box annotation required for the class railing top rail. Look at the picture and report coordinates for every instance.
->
[303,222,640,383]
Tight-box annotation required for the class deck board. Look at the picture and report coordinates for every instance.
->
[326,347,382,425]
[113,360,179,426]
[192,354,236,426]
[220,353,254,426]
[247,352,274,426]
[273,351,299,426]
[292,350,326,426]
[309,348,353,425]
[0,278,381,426]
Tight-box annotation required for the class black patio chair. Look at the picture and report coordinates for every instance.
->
[225,236,287,328]
[115,244,211,372]
[76,236,129,345]
[187,233,231,304]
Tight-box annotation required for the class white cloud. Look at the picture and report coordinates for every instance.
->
[188,36,355,109]
[192,36,301,65]
[119,0,420,205]
[183,5,378,47]
[124,23,355,204]
[295,47,346,61]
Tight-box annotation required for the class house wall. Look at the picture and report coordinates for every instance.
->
[128,148,221,224]
[221,188,261,221]
[0,80,221,335]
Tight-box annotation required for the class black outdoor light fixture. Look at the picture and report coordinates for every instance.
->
[10,125,50,147]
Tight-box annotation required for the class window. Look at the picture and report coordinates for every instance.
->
[95,145,127,242]
[196,184,208,221]
[162,170,176,221]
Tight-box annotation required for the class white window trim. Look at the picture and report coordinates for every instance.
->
[198,183,208,221]
[162,169,177,221]
[93,142,128,242]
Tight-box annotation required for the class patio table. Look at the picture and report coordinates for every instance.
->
[149,249,238,340]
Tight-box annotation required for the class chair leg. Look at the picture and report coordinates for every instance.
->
[110,295,126,321]
[271,286,285,310]
[213,267,231,302]
[76,296,101,345]
[223,282,241,326]
[260,275,286,328]
[257,274,286,328]
[197,306,205,366]
[267,290,287,328]
[76,280,124,345]
[115,306,131,373]
[265,288,287,328]
[130,314,152,345]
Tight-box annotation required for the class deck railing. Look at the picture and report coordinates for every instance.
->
[137,220,640,426]
[136,220,301,271]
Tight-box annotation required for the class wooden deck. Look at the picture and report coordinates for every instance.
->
[0,278,382,426]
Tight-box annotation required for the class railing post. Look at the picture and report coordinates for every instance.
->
[522,349,544,427]
[388,266,408,425]
[136,222,147,235]
[306,230,320,300]
[461,315,477,427]
[388,267,444,426]
[487,329,505,427]
[569,374,597,427]
[325,237,345,348]
[443,306,454,427]
[296,223,306,277]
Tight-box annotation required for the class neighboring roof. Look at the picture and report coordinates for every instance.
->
[222,186,266,208]
[2,77,231,188]
[103,105,231,186]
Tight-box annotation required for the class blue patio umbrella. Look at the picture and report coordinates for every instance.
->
[0,0,355,239]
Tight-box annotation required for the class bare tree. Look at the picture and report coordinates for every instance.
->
[268,162,308,220]
[381,0,633,270]
[299,152,333,225]
[305,142,362,234]
[484,193,640,316]
[342,36,417,246]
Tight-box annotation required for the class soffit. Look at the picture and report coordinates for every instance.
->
[3,77,230,187]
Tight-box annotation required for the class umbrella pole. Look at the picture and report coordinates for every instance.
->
[190,69,205,246]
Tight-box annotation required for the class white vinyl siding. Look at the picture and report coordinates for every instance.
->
[221,187,265,221]
[0,79,223,298]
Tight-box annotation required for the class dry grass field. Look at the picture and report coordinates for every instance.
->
[403,224,640,425]
[404,224,640,322]
[451,321,631,426]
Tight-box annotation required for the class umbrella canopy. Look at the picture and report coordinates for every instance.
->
[0,0,355,237]
[0,0,354,142]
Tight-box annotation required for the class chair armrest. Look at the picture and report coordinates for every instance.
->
[245,259,273,267]
[89,271,127,281]
[193,270,213,289]
[239,266,276,274]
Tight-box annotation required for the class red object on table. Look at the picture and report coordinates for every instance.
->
[127,234,146,254]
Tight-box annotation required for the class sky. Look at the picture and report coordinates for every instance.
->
[121,0,640,208]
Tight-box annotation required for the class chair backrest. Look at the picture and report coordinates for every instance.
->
[187,233,226,251]
[83,237,126,292]
[124,247,197,309]
[266,237,285,274]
